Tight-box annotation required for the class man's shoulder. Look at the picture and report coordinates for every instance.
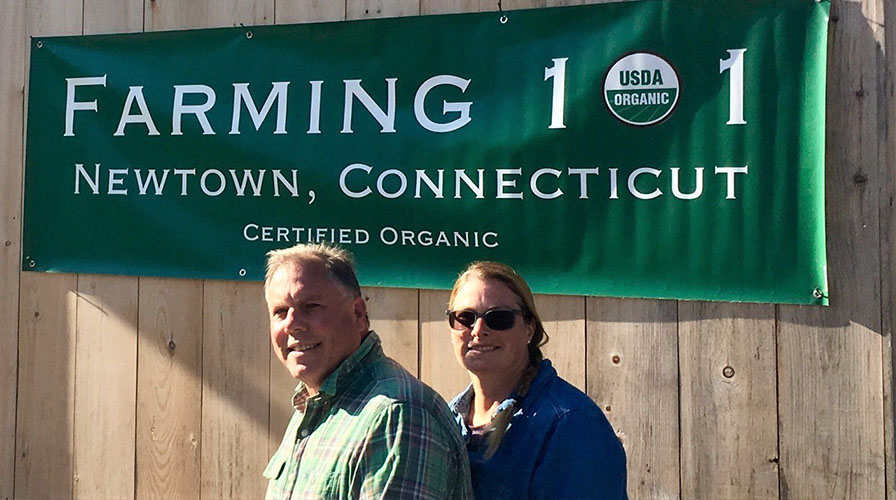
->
[344,356,450,417]
[361,355,449,409]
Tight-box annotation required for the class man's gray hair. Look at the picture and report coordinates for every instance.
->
[264,242,362,298]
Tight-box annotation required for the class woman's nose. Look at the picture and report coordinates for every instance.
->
[470,317,489,338]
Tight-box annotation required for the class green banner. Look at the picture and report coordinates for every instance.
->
[23,0,830,304]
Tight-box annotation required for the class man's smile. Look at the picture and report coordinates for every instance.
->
[288,342,322,355]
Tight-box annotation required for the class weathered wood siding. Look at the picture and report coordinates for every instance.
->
[1,0,892,498]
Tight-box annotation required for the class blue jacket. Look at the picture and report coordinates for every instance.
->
[449,360,628,500]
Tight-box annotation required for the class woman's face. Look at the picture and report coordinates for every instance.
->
[449,276,535,379]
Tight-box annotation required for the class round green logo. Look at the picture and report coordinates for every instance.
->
[604,53,680,126]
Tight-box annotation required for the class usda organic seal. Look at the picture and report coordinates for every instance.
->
[604,53,680,126]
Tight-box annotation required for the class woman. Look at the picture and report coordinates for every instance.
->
[447,261,627,499]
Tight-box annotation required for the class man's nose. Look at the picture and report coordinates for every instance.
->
[285,309,306,335]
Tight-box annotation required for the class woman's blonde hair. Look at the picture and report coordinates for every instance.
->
[449,261,549,458]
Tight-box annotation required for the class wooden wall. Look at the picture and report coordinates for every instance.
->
[0,0,892,498]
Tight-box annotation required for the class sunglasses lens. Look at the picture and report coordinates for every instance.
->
[448,309,520,331]
[484,310,516,330]
[449,310,477,329]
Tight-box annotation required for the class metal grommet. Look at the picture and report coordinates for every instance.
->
[36,41,43,48]
[29,260,35,268]
[239,268,247,277]
[499,15,508,24]
[812,288,823,299]
[246,31,253,39]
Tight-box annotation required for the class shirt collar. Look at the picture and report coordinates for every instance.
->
[291,330,382,408]
[523,359,555,402]
[450,360,556,439]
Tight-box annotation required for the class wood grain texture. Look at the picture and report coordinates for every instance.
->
[678,302,778,500]
[884,0,896,495]
[71,4,143,499]
[537,294,585,391]
[0,2,25,497]
[147,0,273,30]
[72,274,139,499]
[587,297,679,500]
[136,278,202,500]
[274,0,345,23]
[419,289,469,402]
[777,0,887,497]
[84,0,142,34]
[14,4,82,500]
[146,0,210,31]
[136,2,206,498]
[419,0,480,14]
[492,0,546,9]
[15,273,78,500]
[201,280,270,499]
[346,0,419,20]
[363,286,419,374]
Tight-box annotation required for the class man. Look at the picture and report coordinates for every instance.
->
[263,242,472,499]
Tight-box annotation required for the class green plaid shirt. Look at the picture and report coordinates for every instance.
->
[264,331,472,499]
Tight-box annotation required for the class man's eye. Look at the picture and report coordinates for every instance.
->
[303,303,321,312]
[273,307,288,319]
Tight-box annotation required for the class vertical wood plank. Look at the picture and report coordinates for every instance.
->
[0,2,26,497]
[587,297,679,500]
[72,275,139,499]
[419,0,479,14]
[136,278,203,500]
[419,290,469,401]
[274,0,345,23]
[883,0,896,495]
[201,280,270,499]
[146,0,210,31]
[679,302,778,500]
[83,0,143,34]
[777,0,887,497]
[137,1,208,497]
[70,5,143,499]
[205,0,274,27]
[148,0,273,30]
[538,294,586,391]
[491,0,546,9]
[15,4,83,500]
[346,0,419,20]
[363,287,419,374]
[15,273,78,500]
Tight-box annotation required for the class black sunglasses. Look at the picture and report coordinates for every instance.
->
[446,308,524,331]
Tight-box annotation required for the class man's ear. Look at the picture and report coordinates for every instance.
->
[352,295,369,328]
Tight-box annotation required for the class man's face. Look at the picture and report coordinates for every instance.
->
[265,259,368,393]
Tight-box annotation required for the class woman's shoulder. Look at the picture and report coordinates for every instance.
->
[527,360,603,418]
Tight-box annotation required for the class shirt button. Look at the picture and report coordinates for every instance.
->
[300,429,309,438]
